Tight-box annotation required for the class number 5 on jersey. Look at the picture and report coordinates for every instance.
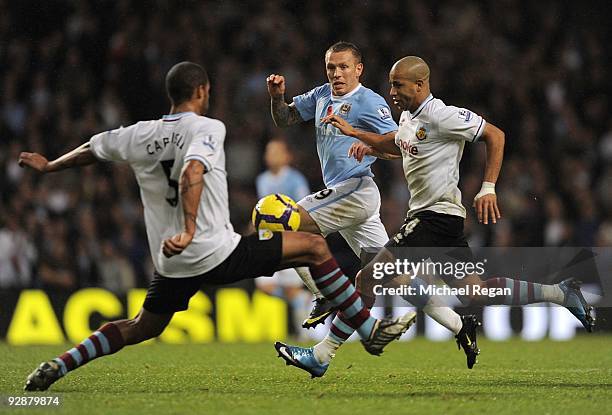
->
[160,159,178,207]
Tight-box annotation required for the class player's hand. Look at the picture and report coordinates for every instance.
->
[162,232,194,258]
[18,152,49,173]
[473,193,501,225]
[321,114,356,137]
[266,74,286,99]
[348,142,374,162]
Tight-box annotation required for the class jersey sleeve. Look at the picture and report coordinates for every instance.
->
[89,124,138,162]
[292,84,328,121]
[184,120,226,174]
[436,105,486,142]
[359,94,398,134]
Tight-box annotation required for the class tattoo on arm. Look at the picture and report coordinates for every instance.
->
[180,178,204,195]
[271,99,302,127]
[184,212,197,225]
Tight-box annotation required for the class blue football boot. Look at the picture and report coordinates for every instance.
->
[559,278,595,332]
[274,342,329,378]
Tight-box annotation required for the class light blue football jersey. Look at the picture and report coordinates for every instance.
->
[293,83,398,187]
[255,166,311,201]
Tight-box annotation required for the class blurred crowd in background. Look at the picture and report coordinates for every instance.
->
[1,0,610,292]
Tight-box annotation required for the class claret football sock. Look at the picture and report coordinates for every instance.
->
[53,322,125,377]
[483,278,565,305]
[309,258,376,340]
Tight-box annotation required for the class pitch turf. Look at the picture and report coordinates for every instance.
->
[1,337,611,415]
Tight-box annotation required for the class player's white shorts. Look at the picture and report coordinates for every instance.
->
[255,269,303,288]
[298,176,389,255]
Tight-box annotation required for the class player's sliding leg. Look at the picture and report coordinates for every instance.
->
[274,232,416,378]
[25,309,172,391]
[459,275,595,331]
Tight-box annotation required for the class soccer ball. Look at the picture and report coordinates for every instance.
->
[252,193,301,231]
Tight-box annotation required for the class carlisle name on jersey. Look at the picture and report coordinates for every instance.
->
[89,111,240,278]
[293,83,398,187]
[395,94,486,219]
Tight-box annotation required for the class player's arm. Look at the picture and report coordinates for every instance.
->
[162,159,205,257]
[348,142,401,162]
[267,74,304,127]
[322,114,401,156]
[473,122,505,224]
[18,142,98,173]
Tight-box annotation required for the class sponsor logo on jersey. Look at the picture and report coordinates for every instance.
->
[398,139,419,156]
[258,229,274,241]
[377,107,392,120]
[458,109,472,122]
[339,103,352,116]
[416,126,427,141]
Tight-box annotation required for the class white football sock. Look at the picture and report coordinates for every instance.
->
[423,304,463,335]
[541,284,565,305]
[313,335,341,364]
[296,267,324,299]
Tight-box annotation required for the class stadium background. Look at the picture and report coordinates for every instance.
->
[1,0,611,343]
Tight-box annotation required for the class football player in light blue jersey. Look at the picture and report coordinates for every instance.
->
[291,75,397,187]
[267,42,398,330]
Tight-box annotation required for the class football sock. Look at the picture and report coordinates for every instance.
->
[313,334,341,364]
[296,267,324,299]
[53,322,125,377]
[423,304,463,334]
[482,278,565,305]
[309,258,376,341]
[402,277,463,335]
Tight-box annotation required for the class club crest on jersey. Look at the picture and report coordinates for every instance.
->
[377,107,391,120]
[415,126,428,141]
[258,229,274,241]
[339,103,352,116]
[458,109,472,122]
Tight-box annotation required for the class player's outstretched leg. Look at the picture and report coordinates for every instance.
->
[24,309,172,391]
[475,277,595,331]
[274,233,417,377]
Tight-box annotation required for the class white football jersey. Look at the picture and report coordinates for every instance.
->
[89,111,241,278]
[395,94,486,219]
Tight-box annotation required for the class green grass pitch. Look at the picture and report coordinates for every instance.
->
[1,337,611,414]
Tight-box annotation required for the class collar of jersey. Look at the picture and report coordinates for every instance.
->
[162,111,196,120]
[410,94,434,119]
[331,83,362,102]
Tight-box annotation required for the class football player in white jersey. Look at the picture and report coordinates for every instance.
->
[20,62,418,391]
[321,56,594,368]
